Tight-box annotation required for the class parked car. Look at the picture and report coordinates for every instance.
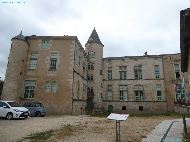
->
[0,101,30,120]
[23,102,47,117]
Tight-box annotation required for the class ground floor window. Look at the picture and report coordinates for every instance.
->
[45,81,58,93]
[122,106,126,110]
[24,80,36,98]
[134,85,144,101]
[156,84,162,101]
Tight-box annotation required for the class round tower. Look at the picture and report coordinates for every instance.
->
[85,28,104,112]
[2,31,29,102]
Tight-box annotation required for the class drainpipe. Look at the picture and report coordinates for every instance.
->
[162,56,169,112]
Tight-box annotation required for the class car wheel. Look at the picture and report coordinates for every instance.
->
[6,113,13,120]
[35,111,41,117]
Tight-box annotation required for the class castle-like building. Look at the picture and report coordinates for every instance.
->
[1,28,186,114]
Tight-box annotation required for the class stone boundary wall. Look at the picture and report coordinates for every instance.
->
[174,105,190,115]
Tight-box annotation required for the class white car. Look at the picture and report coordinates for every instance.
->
[0,101,30,120]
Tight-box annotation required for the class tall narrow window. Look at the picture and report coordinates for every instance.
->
[45,81,51,92]
[52,81,58,93]
[119,66,127,80]
[28,53,38,69]
[120,85,128,101]
[50,53,58,70]
[176,83,185,102]
[134,65,142,79]
[24,80,36,98]
[134,85,144,101]
[174,64,181,79]
[107,85,112,100]
[154,65,160,79]
[156,84,162,101]
[108,67,112,80]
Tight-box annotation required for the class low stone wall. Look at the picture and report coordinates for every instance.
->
[174,105,190,115]
[103,101,168,114]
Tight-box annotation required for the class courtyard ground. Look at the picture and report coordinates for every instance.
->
[0,115,181,142]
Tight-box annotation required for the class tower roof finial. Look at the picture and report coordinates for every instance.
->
[12,30,25,41]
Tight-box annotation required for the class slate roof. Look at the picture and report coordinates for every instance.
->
[12,31,25,41]
[86,27,104,46]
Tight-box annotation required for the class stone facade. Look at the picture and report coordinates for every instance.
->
[1,29,185,114]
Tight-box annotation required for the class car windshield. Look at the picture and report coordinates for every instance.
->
[7,102,21,107]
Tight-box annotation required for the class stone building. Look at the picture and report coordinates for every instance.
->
[1,28,184,114]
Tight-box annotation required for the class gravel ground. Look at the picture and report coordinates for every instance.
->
[0,115,177,142]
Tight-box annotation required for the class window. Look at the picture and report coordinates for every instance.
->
[28,53,37,69]
[107,85,112,100]
[83,83,87,98]
[119,66,127,80]
[79,56,81,65]
[0,102,8,107]
[87,74,93,81]
[45,81,58,93]
[50,53,58,70]
[45,81,51,92]
[100,70,102,75]
[134,65,142,79]
[120,85,128,101]
[156,84,162,101]
[24,80,36,98]
[83,62,86,72]
[176,83,185,102]
[154,65,160,79]
[41,39,49,48]
[108,67,112,80]
[139,106,143,111]
[122,106,126,110]
[88,52,95,58]
[174,64,181,79]
[134,85,144,101]
[88,64,94,70]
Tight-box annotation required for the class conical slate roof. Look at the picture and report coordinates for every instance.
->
[86,28,103,46]
[12,31,25,40]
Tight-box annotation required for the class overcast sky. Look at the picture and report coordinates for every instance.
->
[0,0,189,79]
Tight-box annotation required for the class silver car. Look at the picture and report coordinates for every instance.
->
[23,102,47,117]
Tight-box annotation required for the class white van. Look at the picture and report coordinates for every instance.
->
[0,101,30,120]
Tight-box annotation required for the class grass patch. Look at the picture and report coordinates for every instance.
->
[21,124,81,141]
[56,124,81,139]
[24,130,54,141]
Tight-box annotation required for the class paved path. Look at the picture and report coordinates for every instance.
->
[142,118,190,142]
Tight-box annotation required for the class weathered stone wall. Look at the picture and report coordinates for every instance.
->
[85,43,103,108]
[72,101,86,115]
[20,37,76,114]
[162,54,183,111]
[103,101,168,114]
[2,39,28,102]
[102,56,167,113]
